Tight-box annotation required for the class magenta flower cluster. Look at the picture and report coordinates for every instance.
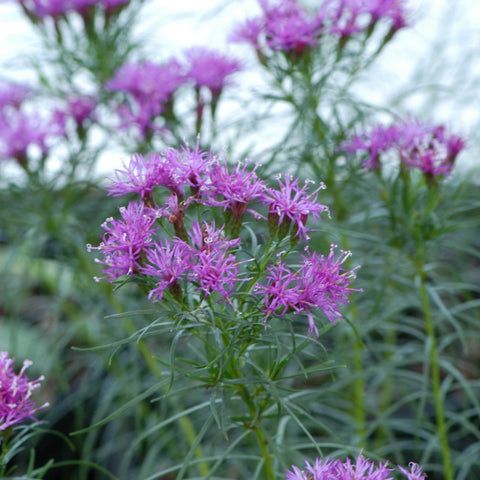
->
[230,0,409,55]
[0,351,49,432]
[0,83,54,165]
[105,48,240,139]
[0,82,97,165]
[286,454,426,480]
[89,143,359,337]
[345,118,466,176]
[11,0,130,20]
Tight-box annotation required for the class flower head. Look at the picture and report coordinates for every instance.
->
[184,47,241,98]
[394,118,465,176]
[87,201,158,282]
[261,174,329,241]
[141,239,192,302]
[346,118,466,177]
[231,0,323,54]
[201,160,266,223]
[106,59,185,107]
[343,124,396,170]
[106,153,182,200]
[256,245,359,337]
[0,110,56,164]
[52,95,97,135]
[0,83,31,111]
[0,352,49,432]
[286,454,426,480]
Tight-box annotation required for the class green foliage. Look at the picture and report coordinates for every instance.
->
[0,1,479,479]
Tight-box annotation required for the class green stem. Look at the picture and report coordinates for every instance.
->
[240,384,275,480]
[253,420,275,480]
[352,328,366,447]
[340,233,365,447]
[419,268,453,480]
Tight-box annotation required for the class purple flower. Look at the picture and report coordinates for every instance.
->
[106,153,183,200]
[201,160,266,224]
[363,0,410,31]
[0,83,31,111]
[261,175,329,241]
[0,352,49,432]
[106,59,185,108]
[0,110,55,164]
[320,0,409,37]
[187,221,244,300]
[184,47,241,98]
[162,142,214,191]
[394,119,465,176]
[231,0,323,54]
[106,59,185,136]
[141,239,192,302]
[343,124,396,170]
[286,454,426,480]
[191,249,242,300]
[12,0,131,19]
[255,258,302,317]
[397,462,427,480]
[256,245,359,337]
[346,119,466,177]
[52,95,97,134]
[87,201,158,282]
[188,220,241,253]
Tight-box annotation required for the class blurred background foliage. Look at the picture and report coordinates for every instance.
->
[0,1,479,479]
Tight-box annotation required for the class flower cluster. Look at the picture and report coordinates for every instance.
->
[0,351,49,432]
[11,0,130,20]
[230,0,409,56]
[257,246,360,337]
[89,143,359,337]
[345,118,466,177]
[106,49,240,139]
[286,454,426,480]
[0,82,57,165]
[52,95,97,137]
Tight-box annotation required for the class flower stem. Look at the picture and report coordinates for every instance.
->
[240,385,275,480]
[419,267,453,480]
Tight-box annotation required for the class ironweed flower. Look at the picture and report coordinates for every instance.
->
[106,60,184,107]
[106,144,214,200]
[11,0,131,19]
[261,174,329,241]
[231,0,323,54]
[231,0,409,56]
[106,153,182,200]
[286,454,426,479]
[91,143,359,332]
[0,352,49,432]
[184,47,241,99]
[87,201,158,282]
[106,59,185,136]
[0,110,55,164]
[346,119,466,177]
[343,124,396,171]
[141,239,192,302]
[52,95,97,135]
[256,245,359,337]
[188,221,241,253]
[394,119,465,176]
[201,160,266,230]
[319,0,409,37]
[0,83,31,111]
[191,249,242,300]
